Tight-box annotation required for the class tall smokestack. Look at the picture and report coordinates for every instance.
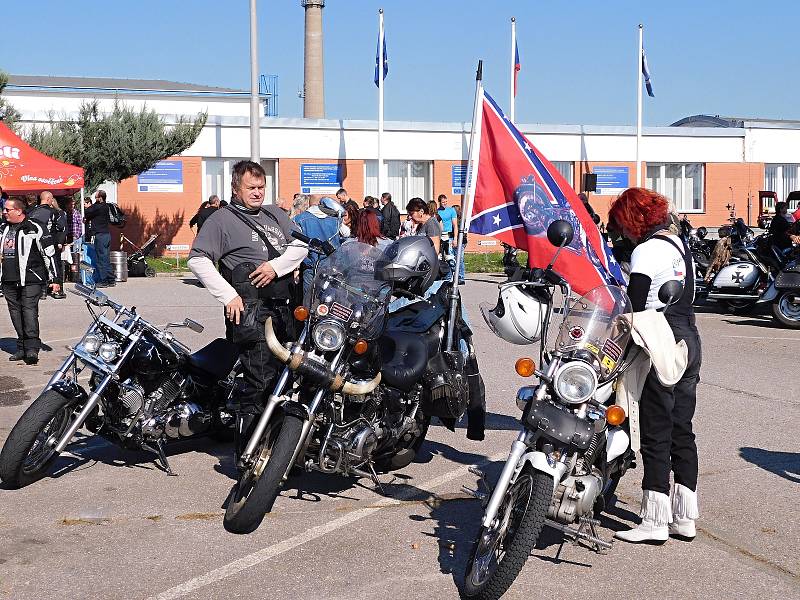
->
[302,0,325,118]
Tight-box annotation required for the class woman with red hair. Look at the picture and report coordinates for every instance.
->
[608,187,701,545]
[355,209,391,250]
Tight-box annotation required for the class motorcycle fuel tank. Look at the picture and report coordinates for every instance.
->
[712,261,760,289]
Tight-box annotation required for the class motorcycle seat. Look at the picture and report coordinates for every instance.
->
[187,338,239,381]
[378,331,431,392]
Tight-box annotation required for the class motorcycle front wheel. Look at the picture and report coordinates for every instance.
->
[772,292,800,329]
[223,412,304,534]
[0,389,80,488]
[462,467,552,600]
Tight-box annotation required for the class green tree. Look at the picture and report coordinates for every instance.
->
[0,71,22,131]
[27,100,206,192]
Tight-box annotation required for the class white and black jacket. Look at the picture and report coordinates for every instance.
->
[0,219,58,286]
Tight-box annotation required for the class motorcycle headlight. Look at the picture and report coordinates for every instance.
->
[83,334,102,354]
[312,320,346,352]
[99,342,119,362]
[554,361,597,404]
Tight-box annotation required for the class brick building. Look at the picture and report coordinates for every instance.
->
[7,75,800,254]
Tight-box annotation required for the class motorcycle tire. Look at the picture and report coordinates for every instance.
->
[145,267,156,278]
[223,412,304,534]
[0,390,79,488]
[461,467,552,600]
[772,292,800,329]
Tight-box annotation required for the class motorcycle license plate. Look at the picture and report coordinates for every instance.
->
[522,398,593,451]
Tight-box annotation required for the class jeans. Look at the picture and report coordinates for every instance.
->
[93,232,114,283]
[639,322,702,494]
[2,282,45,354]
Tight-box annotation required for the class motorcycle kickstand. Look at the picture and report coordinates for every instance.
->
[366,462,386,495]
[143,438,177,476]
[462,466,490,506]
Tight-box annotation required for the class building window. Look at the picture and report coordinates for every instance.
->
[203,158,277,205]
[552,161,573,187]
[365,160,432,206]
[765,164,800,209]
[646,163,704,213]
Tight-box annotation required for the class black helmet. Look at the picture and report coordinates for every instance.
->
[379,236,439,295]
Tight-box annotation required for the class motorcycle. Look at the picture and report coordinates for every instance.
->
[678,216,713,299]
[460,220,683,600]
[0,284,238,488]
[222,197,484,534]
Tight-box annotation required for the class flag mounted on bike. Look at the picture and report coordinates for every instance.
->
[466,91,625,296]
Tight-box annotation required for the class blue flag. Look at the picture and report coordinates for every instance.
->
[374,33,388,87]
[642,50,654,97]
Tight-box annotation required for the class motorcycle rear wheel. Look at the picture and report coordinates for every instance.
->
[462,467,552,600]
[772,292,800,329]
[223,412,304,534]
[0,390,80,488]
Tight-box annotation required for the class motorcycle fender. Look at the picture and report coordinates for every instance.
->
[760,282,778,303]
[520,450,564,492]
[606,427,630,463]
[283,401,310,421]
[50,379,88,402]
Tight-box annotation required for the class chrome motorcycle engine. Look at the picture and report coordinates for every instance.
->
[548,470,603,524]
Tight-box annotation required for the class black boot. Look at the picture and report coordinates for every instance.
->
[8,350,25,361]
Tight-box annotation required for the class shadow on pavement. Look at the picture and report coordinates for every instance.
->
[739,447,800,483]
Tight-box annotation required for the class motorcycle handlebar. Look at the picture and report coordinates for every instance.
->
[291,231,335,256]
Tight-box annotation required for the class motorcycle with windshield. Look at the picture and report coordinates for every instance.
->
[223,197,484,534]
[0,284,239,488]
[460,221,682,600]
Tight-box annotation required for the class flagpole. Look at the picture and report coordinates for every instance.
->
[509,17,516,123]
[636,23,643,187]
[377,8,385,198]
[446,60,484,352]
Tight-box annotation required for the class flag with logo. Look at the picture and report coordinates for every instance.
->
[374,31,388,87]
[642,50,654,97]
[467,91,625,295]
[513,40,520,97]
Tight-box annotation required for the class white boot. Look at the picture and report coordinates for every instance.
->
[614,490,671,544]
[669,483,699,541]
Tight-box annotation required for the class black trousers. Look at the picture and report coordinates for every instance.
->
[639,321,702,494]
[227,305,292,415]
[2,282,45,353]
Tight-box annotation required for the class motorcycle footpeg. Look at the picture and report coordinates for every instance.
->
[461,485,487,502]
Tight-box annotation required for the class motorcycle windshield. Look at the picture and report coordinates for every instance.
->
[307,240,393,340]
[554,285,632,381]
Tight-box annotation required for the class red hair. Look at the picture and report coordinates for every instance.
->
[356,209,382,246]
[608,187,669,241]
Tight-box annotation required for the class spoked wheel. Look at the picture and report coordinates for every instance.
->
[0,390,80,488]
[145,267,156,278]
[462,467,552,600]
[772,292,800,329]
[223,413,304,534]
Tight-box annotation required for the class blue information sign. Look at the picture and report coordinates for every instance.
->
[592,166,629,195]
[300,163,342,194]
[137,160,184,193]
[451,165,468,195]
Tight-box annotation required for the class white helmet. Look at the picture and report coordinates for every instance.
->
[480,285,546,345]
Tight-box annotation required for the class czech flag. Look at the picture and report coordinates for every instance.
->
[468,91,625,295]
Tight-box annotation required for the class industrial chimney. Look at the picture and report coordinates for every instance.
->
[301,0,325,118]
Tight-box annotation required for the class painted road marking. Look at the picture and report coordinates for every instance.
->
[722,335,800,341]
[147,452,508,600]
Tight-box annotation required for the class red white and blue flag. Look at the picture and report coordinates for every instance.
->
[467,91,625,296]
[513,41,521,97]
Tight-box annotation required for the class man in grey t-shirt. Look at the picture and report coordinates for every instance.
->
[188,161,307,459]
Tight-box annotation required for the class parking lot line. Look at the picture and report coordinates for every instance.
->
[722,334,800,341]
[147,451,507,600]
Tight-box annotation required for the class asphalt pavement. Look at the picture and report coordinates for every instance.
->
[0,276,798,600]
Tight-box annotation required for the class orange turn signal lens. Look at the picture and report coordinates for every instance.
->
[293,306,309,321]
[606,405,626,426]
[515,357,536,377]
[353,339,369,355]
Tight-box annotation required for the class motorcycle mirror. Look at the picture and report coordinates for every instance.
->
[184,318,204,333]
[658,280,684,306]
[547,220,574,248]
[697,226,708,240]
[319,197,346,218]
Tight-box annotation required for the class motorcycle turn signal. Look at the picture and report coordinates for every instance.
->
[606,405,626,426]
[294,306,309,321]
[515,357,536,377]
[353,339,369,355]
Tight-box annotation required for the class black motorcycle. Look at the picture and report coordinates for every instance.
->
[223,213,484,534]
[0,284,238,488]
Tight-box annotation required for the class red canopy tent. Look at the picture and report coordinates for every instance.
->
[0,121,84,195]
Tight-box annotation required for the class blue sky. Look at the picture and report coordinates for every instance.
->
[3,1,797,126]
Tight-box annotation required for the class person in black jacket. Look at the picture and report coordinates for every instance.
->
[28,191,67,298]
[379,192,401,239]
[84,190,115,288]
[769,202,800,251]
[1,198,58,364]
[190,195,221,234]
